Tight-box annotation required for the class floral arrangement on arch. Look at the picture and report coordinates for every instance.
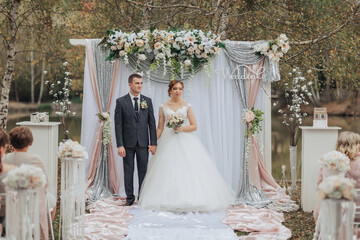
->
[243,108,264,138]
[100,28,225,79]
[96,112,112,146]
[254,34,290,62]
[58,139,88,160]
[3,164,46,190]
[320,151,350,176]
[318,175,357,201]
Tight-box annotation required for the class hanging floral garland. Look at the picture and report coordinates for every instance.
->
[99,28,226,80]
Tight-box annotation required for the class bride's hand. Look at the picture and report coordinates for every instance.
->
[174,126,182,133]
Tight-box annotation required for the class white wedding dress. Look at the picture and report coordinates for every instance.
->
[138,103,234,212]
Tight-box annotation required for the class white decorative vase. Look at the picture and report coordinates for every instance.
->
[289,145,297,191]
[59,157,85,240]
[313,199,355,240]
[6,188,40,240]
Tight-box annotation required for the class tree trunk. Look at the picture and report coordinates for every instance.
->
[0,0,21,130]
[142,0,154,29]
[30,30,35,104]
[212,0,228,39]
[37,60,46,106]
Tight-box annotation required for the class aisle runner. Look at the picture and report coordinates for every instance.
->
[82,197,291,240]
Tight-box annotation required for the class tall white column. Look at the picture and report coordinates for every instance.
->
[16,121,61,199]
[300,126,341,212]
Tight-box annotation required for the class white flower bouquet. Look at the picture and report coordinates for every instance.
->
[320,151,350,175]
[254,34,290,62]
[166,113,185,130]
[243,108,264,138]
[3,164,46,190]
[100,28,224,78]
[318,175,357,201]
[58,139,89,159]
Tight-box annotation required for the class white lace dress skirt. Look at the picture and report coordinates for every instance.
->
[138,127,234,213]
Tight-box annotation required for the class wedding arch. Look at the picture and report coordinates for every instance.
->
[71,32,285,206]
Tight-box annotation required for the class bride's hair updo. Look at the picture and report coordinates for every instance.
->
[168,80,184,97]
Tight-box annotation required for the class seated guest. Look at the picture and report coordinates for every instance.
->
[4,126,49,240]
[314,131,360,221]
[0,129,13,236]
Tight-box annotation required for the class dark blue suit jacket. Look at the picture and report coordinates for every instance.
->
[114,93,157,148]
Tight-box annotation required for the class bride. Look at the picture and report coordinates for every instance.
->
[138,80,233,212]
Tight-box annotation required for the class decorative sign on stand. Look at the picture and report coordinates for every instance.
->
[30,112,49,123]
[313,107,328,128]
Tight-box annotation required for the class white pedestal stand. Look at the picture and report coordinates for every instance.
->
[16,121,61,200]
[299,126,341,212]
[6,188,40,240]
[59,157,85,240]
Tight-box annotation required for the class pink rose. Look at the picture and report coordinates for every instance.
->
[243,110,255,123]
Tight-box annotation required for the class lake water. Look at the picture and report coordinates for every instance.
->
[7,112,359,180]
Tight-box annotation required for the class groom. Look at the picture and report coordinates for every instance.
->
[114,73,157,206]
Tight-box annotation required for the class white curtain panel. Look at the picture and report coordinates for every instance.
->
[81,51,265,196]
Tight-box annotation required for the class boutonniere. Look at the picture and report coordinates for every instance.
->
[140,99,148,109]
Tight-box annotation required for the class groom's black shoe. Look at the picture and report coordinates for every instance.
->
[125,201,134,206]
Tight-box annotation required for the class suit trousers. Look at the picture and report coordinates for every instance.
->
[123,144,149,203]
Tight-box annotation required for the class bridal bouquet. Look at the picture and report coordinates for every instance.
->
[243,108,264,138]
[320,151,350,175]
[58,139,89,159]
[166,113,185,132]
[3,164,46,190]
[253,34,290,62]
[318,175,357,201]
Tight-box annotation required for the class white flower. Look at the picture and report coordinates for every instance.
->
[198,44,204,50]
[43,71,48,75]
[173,43,180,50]
[254,44,262,52]
[138,54,147,61]
[119,50,127,56]
[271,44,279,52]
[63,62,68,67]
[156,52,165,59]
[154,42,162,50]
[110,45,117,51]
[201,52,208,59]
[243,109,255,123]
[184,59,192,67]
[280,42,290,53]
[136,39,144,47]
[279,34,288,41]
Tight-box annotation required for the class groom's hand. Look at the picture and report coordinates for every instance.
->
[148,145,156,155]
[118,146,126,157]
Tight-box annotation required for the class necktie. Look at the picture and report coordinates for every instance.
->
[134,97,139,118]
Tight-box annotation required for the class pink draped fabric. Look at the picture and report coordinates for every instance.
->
[85,40,120,193]
[246,58,281,198]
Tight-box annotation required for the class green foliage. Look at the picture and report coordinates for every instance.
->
[38,103,52,111]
